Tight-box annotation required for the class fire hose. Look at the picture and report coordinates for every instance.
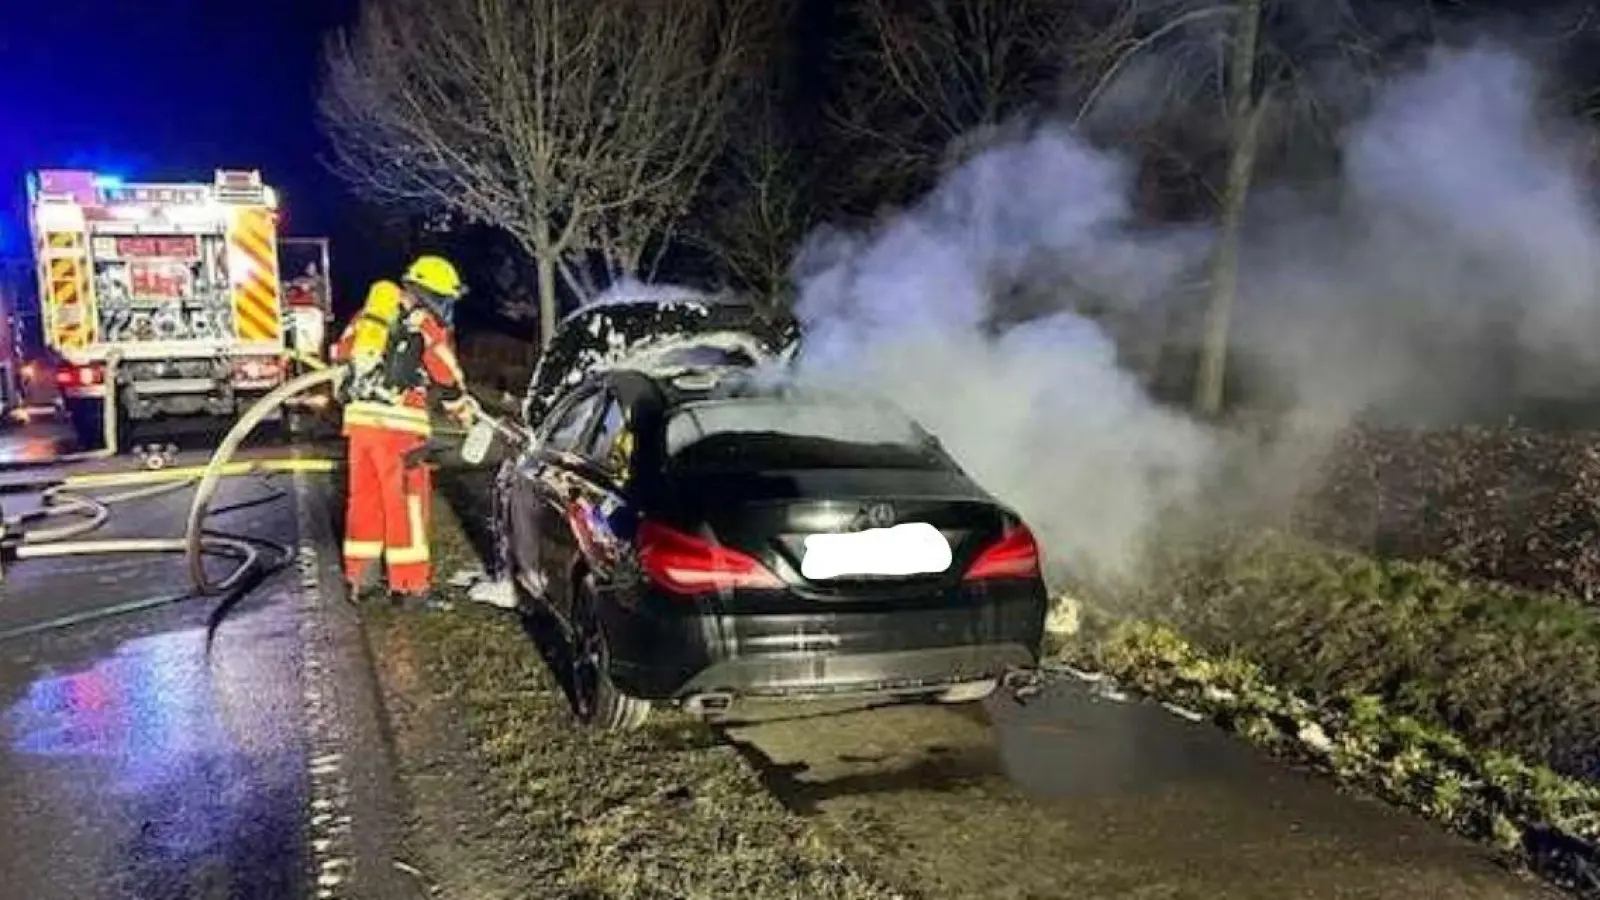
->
[181,364,523,595]
[0,353,528,630]
[0,359,342,603]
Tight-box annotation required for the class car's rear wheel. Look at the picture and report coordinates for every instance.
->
[570,576,651,731]
[935,679,999,704]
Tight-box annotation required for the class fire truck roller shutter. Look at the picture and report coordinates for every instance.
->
[226,207,283,343]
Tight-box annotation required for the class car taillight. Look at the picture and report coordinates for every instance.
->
[964,523,1041,581]
[55,364,103,388]
[636,520,784,594]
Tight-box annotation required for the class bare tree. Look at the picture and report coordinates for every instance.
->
[1193,0,1265,416]
[687,0,812,302]
[700,95,813,302]
[1066,0,1386,411]
[320,0,752,347]
[824,0,1072,214]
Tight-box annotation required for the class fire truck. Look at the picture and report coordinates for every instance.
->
[26,169,322,450]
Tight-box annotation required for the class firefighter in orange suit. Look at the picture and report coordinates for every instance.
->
[331,255,478,606]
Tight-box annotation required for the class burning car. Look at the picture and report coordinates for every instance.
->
[493,294,1048,729]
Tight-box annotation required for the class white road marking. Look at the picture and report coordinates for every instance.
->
[294,464,356,899]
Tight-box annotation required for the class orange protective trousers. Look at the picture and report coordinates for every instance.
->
[342,424,433,594]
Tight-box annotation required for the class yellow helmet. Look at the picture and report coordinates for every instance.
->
[402,255,465,300]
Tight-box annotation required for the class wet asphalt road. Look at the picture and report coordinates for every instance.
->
[0,422,419,900]
[0,417,72,466]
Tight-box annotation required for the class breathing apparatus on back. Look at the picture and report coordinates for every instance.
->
[341,255,466,403]
[342,280,404,402]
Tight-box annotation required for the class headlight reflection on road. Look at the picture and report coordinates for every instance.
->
[5,630,192,778]
[0,431,70,465]
[9,667,121,755]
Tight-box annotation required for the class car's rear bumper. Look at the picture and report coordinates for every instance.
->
[670,643,1036,702]
[604,581,1048,701]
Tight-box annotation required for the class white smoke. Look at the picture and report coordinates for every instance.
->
[1242,45,1600,421]
[785,41,1600,583]
[790,127,1218,583]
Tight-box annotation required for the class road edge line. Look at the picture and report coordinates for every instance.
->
[290,458,426,900]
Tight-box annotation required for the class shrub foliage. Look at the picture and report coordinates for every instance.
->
[1297,426,1600,602]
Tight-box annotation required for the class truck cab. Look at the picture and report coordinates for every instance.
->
[27,169,293,450]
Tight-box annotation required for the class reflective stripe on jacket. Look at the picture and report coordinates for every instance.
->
[343,400,433,436]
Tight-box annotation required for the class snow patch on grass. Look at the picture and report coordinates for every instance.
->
[1059,617,1600,892]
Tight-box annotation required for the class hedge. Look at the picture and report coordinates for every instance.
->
[1296,425,1600,602]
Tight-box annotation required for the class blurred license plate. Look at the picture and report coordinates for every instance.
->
[801,523,952,580]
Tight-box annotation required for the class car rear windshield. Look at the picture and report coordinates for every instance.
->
[665,396,948,471]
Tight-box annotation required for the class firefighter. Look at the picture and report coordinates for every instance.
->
[331,255,479,607]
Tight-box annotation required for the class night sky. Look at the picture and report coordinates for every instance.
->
[0,0,366,288]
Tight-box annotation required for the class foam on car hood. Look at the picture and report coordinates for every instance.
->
[521,296,799,428]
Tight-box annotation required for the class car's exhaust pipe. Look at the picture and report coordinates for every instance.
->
[681,691,734,717]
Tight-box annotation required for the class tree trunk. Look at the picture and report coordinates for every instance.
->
[1194,0,1264,417]
[536,253,558,349]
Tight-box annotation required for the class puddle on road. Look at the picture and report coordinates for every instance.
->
[989,677,1271,799]
[2,618,307,898]
[0,425,71,466]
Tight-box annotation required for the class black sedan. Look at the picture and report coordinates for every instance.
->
[499,360,1048,729]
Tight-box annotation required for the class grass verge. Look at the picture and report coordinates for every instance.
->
[367,492,912,900]
[1056,530,1600,891]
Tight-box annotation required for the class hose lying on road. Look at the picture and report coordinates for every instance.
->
[3,476,269,596]
[3,356,523,634]
[1,357,344,603]
[185,365,343,595]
